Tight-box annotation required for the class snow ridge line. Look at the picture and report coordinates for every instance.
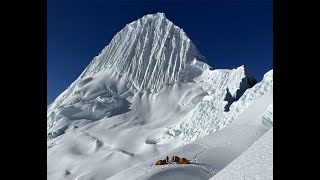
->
[191,142,208,149]
[189,164,216,176]
[193,148,208,162]
[188,143,208,162]
[189,142,232,163]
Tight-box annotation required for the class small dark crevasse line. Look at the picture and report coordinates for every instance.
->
[234,76,257,101]
[224,76,257,112]
[65,170,71,176]
[224,88,234,112]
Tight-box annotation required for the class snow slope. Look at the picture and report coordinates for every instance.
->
[47,12,272,180]
[210,128,273,180]
[47,67,257,180]
[107,70,273,180]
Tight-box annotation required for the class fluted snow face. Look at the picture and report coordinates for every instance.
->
[47,13,209,131]
[82,12,208,92]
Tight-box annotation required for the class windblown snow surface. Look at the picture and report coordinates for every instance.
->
[210,128,273,180]
[47,12,272,180]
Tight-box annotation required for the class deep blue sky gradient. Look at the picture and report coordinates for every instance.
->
[48,0,272,105]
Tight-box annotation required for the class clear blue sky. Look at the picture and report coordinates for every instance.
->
[48,0,272,105]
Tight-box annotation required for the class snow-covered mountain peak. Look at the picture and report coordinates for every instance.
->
[80,12,208,93]
[141,12,166,20]
[47,13,209,131]
[126,12,167,29]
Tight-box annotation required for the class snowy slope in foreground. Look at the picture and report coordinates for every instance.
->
[210,128,273,180]
[108,72,273,180]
